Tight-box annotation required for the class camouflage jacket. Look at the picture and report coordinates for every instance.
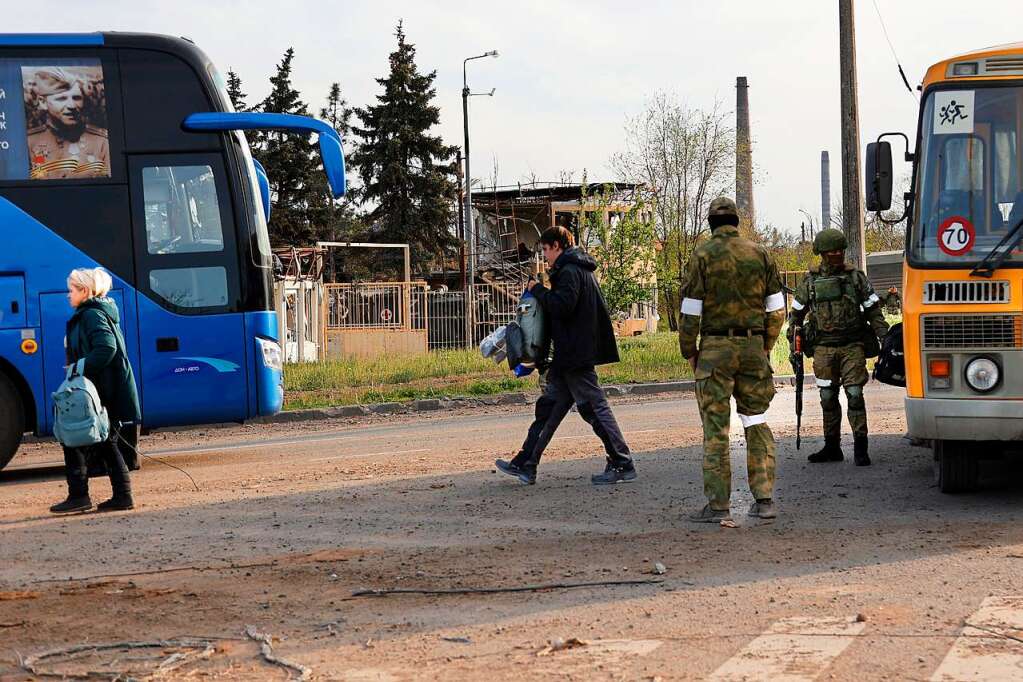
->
[788,263,889,346]
[679,225,785,359]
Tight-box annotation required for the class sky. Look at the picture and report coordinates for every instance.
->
[6,0,1021,234]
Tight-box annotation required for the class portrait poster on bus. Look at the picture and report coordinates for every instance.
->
[0,59,110,181]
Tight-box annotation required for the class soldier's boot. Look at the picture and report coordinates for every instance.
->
[749,499,777,519]
[853,436,871,467]
[689,504,732,524]
[808,436,844,463]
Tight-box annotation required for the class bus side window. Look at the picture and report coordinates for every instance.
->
[142,165,225,255]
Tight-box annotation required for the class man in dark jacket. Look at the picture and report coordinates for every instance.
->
[495,227,636,485]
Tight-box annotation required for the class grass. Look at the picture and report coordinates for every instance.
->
[283,330,822,411]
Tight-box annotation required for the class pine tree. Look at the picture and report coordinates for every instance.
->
[353,21,459,266]
[320,82,352,138]
[313,81,363,258]
[226,69,247,111]
[252,48,324,246]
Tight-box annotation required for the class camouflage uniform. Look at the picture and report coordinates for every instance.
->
[788,229,889,465]
[680,198,786,517]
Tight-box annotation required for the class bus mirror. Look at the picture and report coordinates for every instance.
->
[182,112,347,198]
[252,158,272,223]
[865,141,893,211]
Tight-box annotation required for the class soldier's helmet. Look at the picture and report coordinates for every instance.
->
[707,197,738,218]
[813,228,848,254]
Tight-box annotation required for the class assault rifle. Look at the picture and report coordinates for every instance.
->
[791,326,804,450]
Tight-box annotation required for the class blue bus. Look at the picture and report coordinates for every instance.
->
[0,33,346,470]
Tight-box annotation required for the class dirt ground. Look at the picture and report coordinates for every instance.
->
[1,385,1022,680]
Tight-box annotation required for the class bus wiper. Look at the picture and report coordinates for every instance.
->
[970,217,1023,278]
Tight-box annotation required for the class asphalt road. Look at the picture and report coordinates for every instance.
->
[1,384,1021,680]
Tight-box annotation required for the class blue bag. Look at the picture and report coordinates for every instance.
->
[52,359,110,448]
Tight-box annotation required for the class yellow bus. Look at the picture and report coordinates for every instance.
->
[867,42,1023,493]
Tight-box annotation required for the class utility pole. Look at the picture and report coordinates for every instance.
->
[839,0,866,270]
[456,148,466,291]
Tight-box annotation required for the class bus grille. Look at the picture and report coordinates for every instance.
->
[924,280,1010,304]
[922,314,1021,349]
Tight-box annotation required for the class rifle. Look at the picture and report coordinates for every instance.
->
[791,326,804,450]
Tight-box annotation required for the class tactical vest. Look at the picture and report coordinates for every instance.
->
[806,270,865,344]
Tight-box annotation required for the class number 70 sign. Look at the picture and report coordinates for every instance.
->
[938,216,975,256]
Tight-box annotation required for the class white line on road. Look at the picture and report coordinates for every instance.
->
[931,596,1023,681]
[708,616,867,682]
[310,448,430,463]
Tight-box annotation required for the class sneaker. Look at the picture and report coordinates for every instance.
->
[688,504,732,523]
[49,496,93,514]
[97,496,135,512]
[495,459,536,485]
[590,462,637,485]
[749,499,777,519]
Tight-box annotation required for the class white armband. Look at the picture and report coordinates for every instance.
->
[862,293,880,308]
[681,298,703,316]
[765,292,785,312]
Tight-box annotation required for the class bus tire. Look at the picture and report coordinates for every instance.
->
[0,372,25,471]
[934,440,978,493]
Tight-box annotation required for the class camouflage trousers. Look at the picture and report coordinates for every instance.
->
[694,336,777,510]
[811,343,869,438]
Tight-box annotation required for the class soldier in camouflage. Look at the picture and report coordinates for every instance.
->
[680,197,786,523]
[788,228,890,466]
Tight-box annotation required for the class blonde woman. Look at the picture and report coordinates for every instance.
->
[51,268,140,514]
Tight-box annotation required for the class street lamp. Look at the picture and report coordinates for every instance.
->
[462,50,498,289]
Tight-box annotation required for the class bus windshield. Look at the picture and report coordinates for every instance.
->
[913,85,1023,266]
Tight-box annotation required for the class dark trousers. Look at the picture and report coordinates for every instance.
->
[514,366,632,470]
[63,437,131,497]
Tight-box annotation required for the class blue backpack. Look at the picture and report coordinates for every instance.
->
[52,359,110,448]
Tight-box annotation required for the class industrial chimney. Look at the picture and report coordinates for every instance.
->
[821,151,831,232]
[735,77,755,227]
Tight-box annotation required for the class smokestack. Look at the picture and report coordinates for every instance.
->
[821,151,831,231]
[735,77,754,227]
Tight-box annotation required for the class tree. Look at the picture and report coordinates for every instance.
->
[313,81,365,278]
[579,183,657,317]
[252,48,324,246]
[226,69,247,112]
[611,93,735,331]
[352,21,459,266]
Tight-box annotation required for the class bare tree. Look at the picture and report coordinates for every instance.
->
[611,93,735,330]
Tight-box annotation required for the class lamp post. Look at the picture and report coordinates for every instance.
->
[462,50,498,291]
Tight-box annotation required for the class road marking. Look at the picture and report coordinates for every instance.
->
[931,596,1023,681]
[708,616,866,682]
[310,448,430,463]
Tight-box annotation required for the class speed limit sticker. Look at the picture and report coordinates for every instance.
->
[938,216,976,256]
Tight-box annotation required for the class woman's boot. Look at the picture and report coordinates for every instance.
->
[50,447,92,514]
[97,441,134,511]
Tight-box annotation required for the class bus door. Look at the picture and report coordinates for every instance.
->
[128,154,248,427]
[38,288,136,434]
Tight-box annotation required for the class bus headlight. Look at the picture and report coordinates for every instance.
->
[964,357,999,393]
[257,338,283,371]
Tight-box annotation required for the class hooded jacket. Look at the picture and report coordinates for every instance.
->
[532,246,619,371]
[66,296,141,424]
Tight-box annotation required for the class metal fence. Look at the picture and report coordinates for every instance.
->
[323,282,428,331]
[321,281,523,351]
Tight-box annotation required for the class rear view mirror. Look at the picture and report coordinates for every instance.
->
[182,112,347,198]
[866,141,893,211]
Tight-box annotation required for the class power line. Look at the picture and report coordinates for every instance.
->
[870,0,917,101]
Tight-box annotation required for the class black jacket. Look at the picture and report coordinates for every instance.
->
[532,247,619,371]
[66,297,141,424]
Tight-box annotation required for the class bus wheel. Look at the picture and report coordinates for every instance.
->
[0,372,25,471]
[934,440,978,493]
